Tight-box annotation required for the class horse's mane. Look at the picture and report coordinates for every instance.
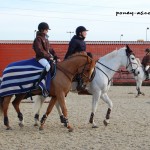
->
[66,52,88,60]
[69,52,87,57]
[100,50,118,60]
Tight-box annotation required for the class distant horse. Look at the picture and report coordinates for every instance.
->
[33,45,139,128]
[133,58,150,97]
[0,53,95,131]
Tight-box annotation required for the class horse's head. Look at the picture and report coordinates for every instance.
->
[124,45,139,75]
[75,52,95,84]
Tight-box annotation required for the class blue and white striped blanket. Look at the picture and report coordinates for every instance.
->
[0,58,51,97]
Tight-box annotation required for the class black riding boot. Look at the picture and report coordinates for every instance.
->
[34,68,47,87]
[76,78,85,91]
[145,70,149,80]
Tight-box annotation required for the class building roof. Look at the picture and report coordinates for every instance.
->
[0,40,150,45]
[0,40,33,44]
[0,40,69,44]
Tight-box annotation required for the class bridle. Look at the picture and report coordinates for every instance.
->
[96,51,139,85]
[126,53,139,76]
[96,54,138,74]
[77,56,95,82]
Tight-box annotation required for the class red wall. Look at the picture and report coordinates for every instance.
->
[85,44,150,84]
[86,44,149,61]
[0,41,150,84]
[0,42,68,76]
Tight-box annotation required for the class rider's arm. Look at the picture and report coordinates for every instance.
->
[49,48,61,62]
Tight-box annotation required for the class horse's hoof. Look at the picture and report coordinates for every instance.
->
[89,120,93,124]
[92,125,98,128]
[67,125,74,132]
[6,127,12,130]
[34,123,39,127]
[39,126,44,130]
[19,123,24,128]
[68,128,74,132]
[103,120,109,126]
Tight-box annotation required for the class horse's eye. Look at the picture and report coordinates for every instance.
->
[131,58,134,60]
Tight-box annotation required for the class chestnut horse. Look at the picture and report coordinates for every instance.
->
[0,53,95,131]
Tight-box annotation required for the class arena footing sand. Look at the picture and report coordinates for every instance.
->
[0,86,150,150]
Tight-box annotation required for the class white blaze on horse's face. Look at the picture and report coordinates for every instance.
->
[126,54,138,73]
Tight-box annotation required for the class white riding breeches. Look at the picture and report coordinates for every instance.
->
[145,65,150,71]
[38,58,51,72]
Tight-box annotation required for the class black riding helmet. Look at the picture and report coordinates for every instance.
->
[38,22,51,32]
[145,48,150,53]
[76,26,88,36]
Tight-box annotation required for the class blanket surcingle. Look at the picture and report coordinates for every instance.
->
[0,58,51,97]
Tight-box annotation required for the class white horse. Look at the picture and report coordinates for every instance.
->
[33,45,139,127]
[133,58,149,97]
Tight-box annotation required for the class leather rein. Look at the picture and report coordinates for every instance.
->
[56,55,93,82]
[96,53,139,85]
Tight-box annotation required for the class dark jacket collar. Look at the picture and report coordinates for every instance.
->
[72,35,85,40]
[36,31,46,38]
[36,31,49,39]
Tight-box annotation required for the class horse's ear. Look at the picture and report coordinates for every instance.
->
[126,45,133,56]
[87,52,93,58]
[126,45,129,50]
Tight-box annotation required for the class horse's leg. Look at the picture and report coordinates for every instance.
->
[136,80,145,97]
[55,100,65,123]
[100,93,113,126]
[39,97,57,130]
[2,95,13,130]
[57,94,73,132]
[33,95,45,126]
[12,94,25,127]
[89,91,101,128]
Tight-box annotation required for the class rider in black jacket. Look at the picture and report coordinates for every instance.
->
[64,26,90,91]
[64,26,88,59]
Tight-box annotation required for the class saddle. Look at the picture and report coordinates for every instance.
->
[72,71,95,95]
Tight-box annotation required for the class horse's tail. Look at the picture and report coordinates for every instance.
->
[33,95,45,115]
[0,97,4,117]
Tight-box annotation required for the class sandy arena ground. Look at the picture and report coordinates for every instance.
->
[0,86,150,150]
